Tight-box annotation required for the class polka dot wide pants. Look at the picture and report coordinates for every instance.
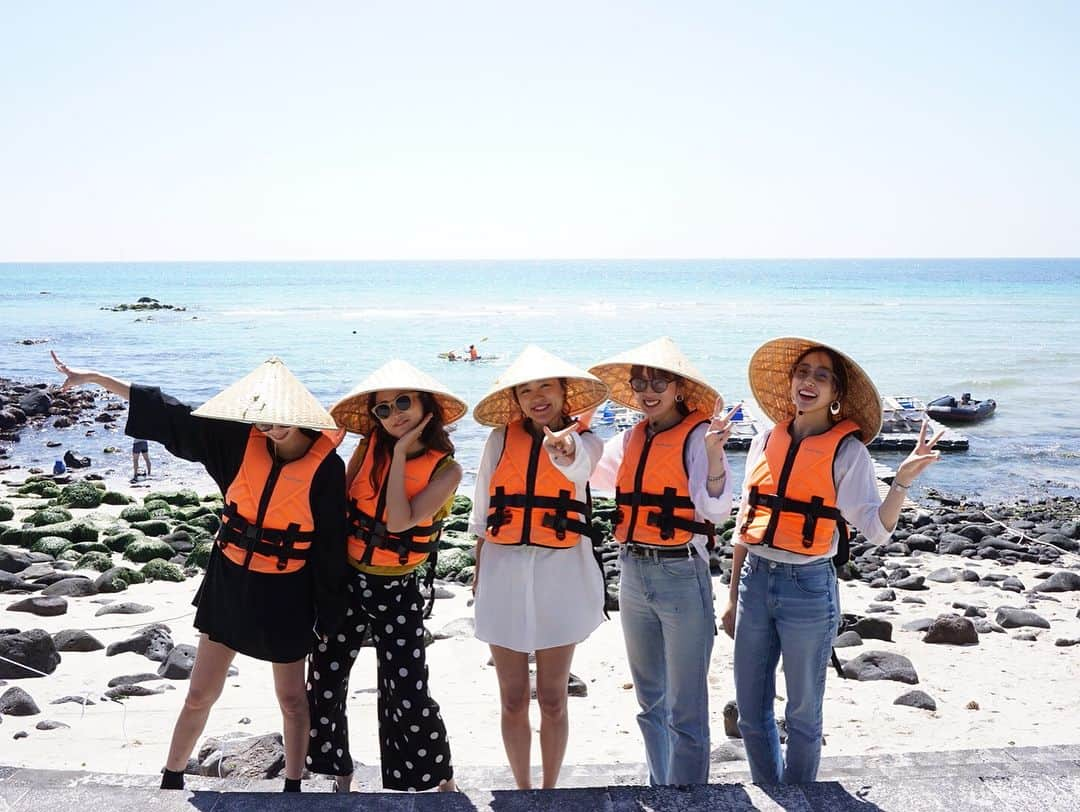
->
[306,569,453,791]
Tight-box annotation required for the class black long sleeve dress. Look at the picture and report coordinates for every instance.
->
[125,384,349,663]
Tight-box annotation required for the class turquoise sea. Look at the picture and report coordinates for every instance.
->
[1,260,1078,502]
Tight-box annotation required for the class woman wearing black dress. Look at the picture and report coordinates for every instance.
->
[52,352,349,792]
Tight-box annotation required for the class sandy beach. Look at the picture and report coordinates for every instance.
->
[1,456,1078,789]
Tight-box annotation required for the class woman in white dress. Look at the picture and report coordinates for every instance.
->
[470,346,609,789]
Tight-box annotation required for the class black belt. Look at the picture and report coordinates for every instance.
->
[624,543,698,560]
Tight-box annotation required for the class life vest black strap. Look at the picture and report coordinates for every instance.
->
[614,488,695,512]
[745,490,844,548]
[486,485,590,541]
[218,503,313,569]
[348,502,441,564]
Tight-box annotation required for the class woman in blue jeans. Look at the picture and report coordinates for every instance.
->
[591,337,735,786]
[724,337,943,785]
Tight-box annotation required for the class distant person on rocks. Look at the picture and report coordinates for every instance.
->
[590,337,734,788]
[468,344,479,361]
[727,338,943,785]
[51,351,349,794]
[131,438,151,480]
[307,360,465,794]
[470,346,609,790]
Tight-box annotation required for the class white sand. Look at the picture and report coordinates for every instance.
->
[2,466,1079,782]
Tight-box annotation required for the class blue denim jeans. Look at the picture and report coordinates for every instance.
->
[618,547,716,786]
[733,553,839,785]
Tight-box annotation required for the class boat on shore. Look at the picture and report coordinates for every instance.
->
[870,396,969,452]
[927,394,997,424]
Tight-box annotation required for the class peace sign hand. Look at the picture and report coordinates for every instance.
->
[895,419,944,486]
[543,424,578,466]
[704,396,737,461]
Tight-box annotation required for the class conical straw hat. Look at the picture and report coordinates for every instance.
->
[331,360,468,436]
[748,337,882,444]
[589,337,720,413]
[192,357,338,431]
[472,345,609,427]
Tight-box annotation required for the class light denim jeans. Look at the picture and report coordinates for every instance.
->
[618,547,716,786]
[733,552,839,785]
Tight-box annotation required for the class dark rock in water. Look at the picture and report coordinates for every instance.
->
[7,596,68,617]
[1032,571,1080,593]
[0,629,61,678]
[852,617,893,642]
[927,568,959,584]
[874,589,896,602]
[157,644,197,680]
[51,629,104,652]
[51,695,95,706]
[1055,637,1079,647]
[995,607,1051,629]
[834,631,863,648]
[42,578,97,598]
[841,651,919,684]
[0,687,40,715]
[105,623,174,661]
[52,416,72,429]
[901,618,934,633]
[94,412,115,424]
[18,391,52,417]
[723,700,741,738]
[63,451,91,469]
[198,732,286,779]
[923,614,979,645]
[107,673,163,687]
[0,548,37,574]
[35,719,69,730]
[894,690,937,711]
[104,684,166,699]
[94,602,153,617]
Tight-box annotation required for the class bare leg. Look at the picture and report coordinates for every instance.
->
[489,645,533,789]
[534,644,575,789]
[143,452,152,476]
[164,635,236,771]
[132,453,140,479]
[272,658,310,781]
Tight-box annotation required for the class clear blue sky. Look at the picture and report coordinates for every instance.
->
[2,1,1077,260]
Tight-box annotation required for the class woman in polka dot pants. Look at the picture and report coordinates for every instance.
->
[307,362,466,792]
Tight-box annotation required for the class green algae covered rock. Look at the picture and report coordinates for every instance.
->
[29,536,73,557]
[75,551,115,572]
[123,537,175,563]
[57,481,104,509]
[144,489,200,507]
[0,501,14,522]
[141,559,185,582]
[185,541,214,569]
[120,505,152,522]
[130,519,171,537]
[101,490,133,506]
[26,507,74,526]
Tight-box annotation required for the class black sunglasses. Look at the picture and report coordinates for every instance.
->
[629,376,672,394]
[371,394,415,420]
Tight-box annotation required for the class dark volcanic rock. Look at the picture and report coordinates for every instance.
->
[874,589,896,602]
[841,651,919,684]
[107,673,162,688]
[852,617,893,642]
[833,630,863,648]
[926,567,959,584]
[892,575,928,591]
[105,624,174,661]
[41,578,97,598]
[7,596,67,617]
[35,720,69,730]
[923,614,979,645]
[198,732,286,779]
[94,602,153,617]
[0,686,40,715]
[0,629,61,678]
[51,629,104,652]
[157,644,197,680]
[995,607,1051,629]
[902,618,934,633]
[18,391,52,417]
[1055,637,1079,647]
[104,684,166,699]
[894,690,937,711]
[723,700,740,738]
[1032,571,1080,593]
[51,695,95,706]
[0,548,36,574]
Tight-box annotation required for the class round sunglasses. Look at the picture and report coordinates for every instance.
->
[629,376,673,394]
[371,394,416,420]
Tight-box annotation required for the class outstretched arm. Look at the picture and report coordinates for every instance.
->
[52,351,131,400]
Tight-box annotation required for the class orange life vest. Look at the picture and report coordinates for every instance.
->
[739,418,861,556]
[614,410,715,547]
[217,427,344,574]
[347,444,450,569]
[485,419,592,549]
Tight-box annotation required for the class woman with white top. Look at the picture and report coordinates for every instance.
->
[726,337,942,785]
[590,337,735,787]
[470,345,609,790]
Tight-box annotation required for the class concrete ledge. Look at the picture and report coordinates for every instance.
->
[1,745,1079,811]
